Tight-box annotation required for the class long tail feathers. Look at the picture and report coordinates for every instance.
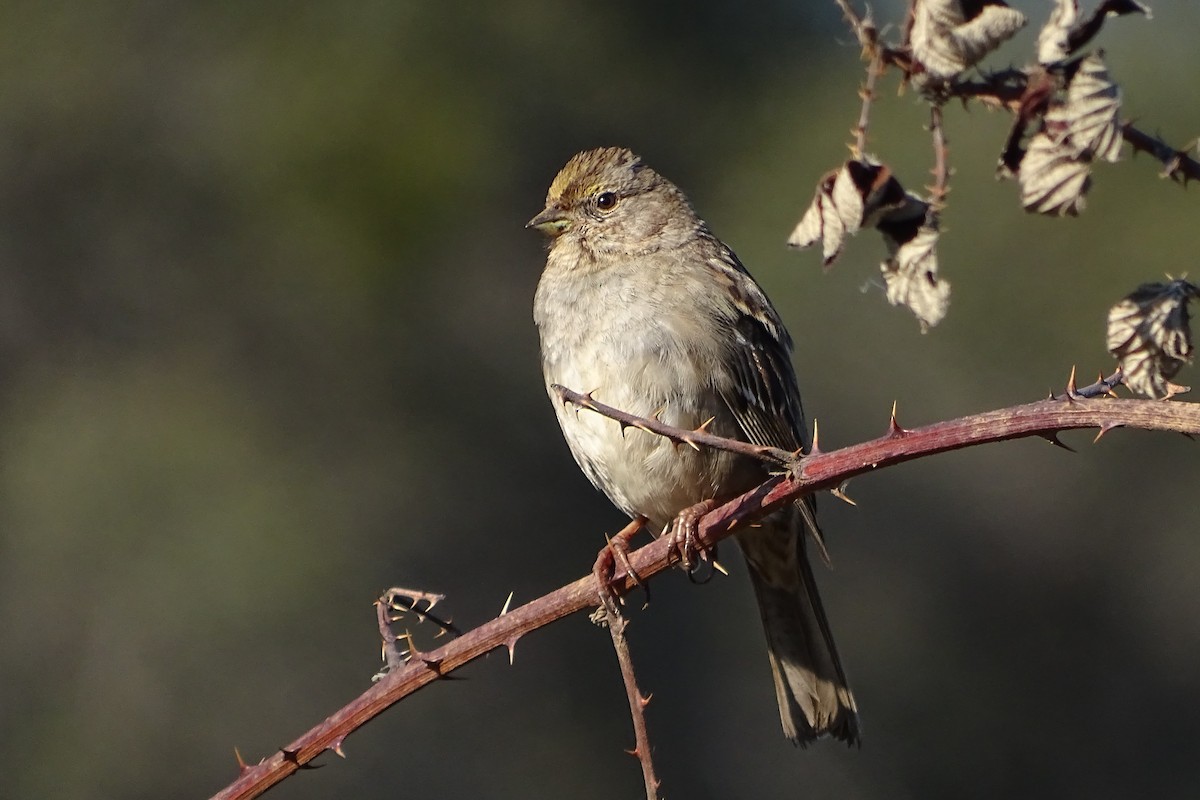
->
[738,514,860,746]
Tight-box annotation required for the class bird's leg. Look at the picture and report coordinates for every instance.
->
[667,499,719,574]
[593,515,649,612]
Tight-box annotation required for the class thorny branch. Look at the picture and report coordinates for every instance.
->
[211,388,1200,800]
[956,74,1200,184]
[928,103,950,208]
[835,1,1200,185]
[551,385,799,468]
[375,588,461,674]
[1120,124,1200,185]
[834,0,915,75]
[852,50,885,158]
[1053,366,1125,402]
[834,0,874,52]
[595,605,661,800]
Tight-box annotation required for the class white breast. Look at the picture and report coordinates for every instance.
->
[534,257,753,530]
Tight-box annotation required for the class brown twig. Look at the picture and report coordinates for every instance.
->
[928,103,950,208]
[851,50,885,159]
[596,605,661,800]
[210,395,1200,800]
[552,384,797,468]
[375,587,461,675]
[833,0,874,52]
[835,0,883,158]
[1120,124,1200,185]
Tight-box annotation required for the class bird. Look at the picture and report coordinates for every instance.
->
[529,146,859,745]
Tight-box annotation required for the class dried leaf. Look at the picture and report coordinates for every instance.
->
[1037,0,1078,64]
[1056,53,1123,162]
[1015,52,1122,214]
[789,159,908,267]
[1019,131,1092,216]
[788,170,852,265]
[1107,279,1200,399]
[1040,0,1152,63]
[911,0,1027,81]
[878,205,949,331]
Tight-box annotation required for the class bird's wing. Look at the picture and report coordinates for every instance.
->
[709,247,830,562]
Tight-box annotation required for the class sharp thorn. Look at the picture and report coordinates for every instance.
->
[711,558,730,576]
[1093,422,1122,444]
[831,481,858,506]
[639,692,653,708]
[330,736,347,759]
[1066,365,1079,399]
[1041,432,1076,452]
[505,637,518,666]
[234,747,251,773]
[810,418,821,453]
[887,400,908,436]
[499,591,514,616]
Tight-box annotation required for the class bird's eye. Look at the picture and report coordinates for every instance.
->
[595,191,618,211]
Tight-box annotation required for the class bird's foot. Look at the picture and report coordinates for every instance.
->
[593,515,649,616]
[667,499,723,582]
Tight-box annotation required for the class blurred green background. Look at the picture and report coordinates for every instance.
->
[1,1,1198,797]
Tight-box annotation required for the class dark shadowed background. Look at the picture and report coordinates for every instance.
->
[1,1,1198,797]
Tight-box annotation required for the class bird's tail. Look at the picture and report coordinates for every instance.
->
[737,512,860,745]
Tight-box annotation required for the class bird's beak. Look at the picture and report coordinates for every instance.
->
[526,206,572,237]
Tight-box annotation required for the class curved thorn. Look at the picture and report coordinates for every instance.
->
[1041,432,1077,452]
[887,400,908,436]
[330,736,347,759]
[831,480,858,506]
[1093,422,1122,444]
[504,637,518,666]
